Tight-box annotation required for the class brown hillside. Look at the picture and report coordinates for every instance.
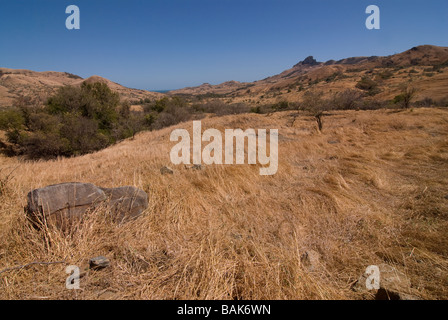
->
[0,68,164,107]
[170,45,448,105]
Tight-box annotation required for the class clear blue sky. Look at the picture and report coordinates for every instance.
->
[0,0,447,90]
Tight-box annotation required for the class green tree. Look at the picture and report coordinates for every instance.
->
[47,82,120,131]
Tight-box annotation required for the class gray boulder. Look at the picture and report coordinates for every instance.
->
[26,182,148,228]
[27,183,107,227]
[100,186,149,223]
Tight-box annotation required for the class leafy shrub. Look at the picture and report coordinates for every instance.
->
[2,82,141,159]
[60,114,109,155]
[21,130,69,159]
[356,77,380,96]
[272,101,290,111]
[378,70,394,79]
[0,109,24,131]
[251,106,262,114]
[47,82,120,131]
[325,72,342,83]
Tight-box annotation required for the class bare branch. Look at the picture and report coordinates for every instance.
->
[0,261,66,275]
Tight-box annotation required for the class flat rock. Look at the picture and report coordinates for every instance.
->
[160,166,174,175]
[26,182,107,227]
[89,256,110,270]
[26,182,148,229]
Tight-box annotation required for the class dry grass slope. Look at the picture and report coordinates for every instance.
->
[0,68,164,107]
[0,108,448,300]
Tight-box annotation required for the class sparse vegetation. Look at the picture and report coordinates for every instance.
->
[1,45,448,300]
[393,84,417,109]
[1,82,150,159]
[300,91,329,131]
[356,77,380,96]
[64,72,83,80]
[332,89,363,110]
[1,108,448,300]
[0,167,16,197]
[377,70,394,80]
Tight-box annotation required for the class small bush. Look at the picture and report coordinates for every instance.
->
[300,90,330,131]
[378,70,394,79]
[333,89,363,110]
[393,84,417,109]
[272,101,290,112]
[0,109,24,131]
[358,100,388,110]
[356,77,380,96]
[415,98,434,108]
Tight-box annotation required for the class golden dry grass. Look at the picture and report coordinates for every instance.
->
[1,107,448,300]
[0,68,164,107]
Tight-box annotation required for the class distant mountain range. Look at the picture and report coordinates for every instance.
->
[1,45,448,107]
[170,45,448,104]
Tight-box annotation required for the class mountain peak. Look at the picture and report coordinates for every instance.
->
[294,56,320,68]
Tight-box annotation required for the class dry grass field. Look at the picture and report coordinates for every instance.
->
[1,107,447,300]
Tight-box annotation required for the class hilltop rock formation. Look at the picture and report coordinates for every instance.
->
[293,56,320,67]
[169,45,448,102]
[26,182,148,228]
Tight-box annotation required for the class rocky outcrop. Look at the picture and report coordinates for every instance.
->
[26,182,148,228]
[294,56,320,67]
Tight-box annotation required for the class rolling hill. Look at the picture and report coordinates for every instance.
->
[0,68,164,107]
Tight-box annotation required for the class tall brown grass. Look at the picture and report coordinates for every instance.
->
[1,108,447,300]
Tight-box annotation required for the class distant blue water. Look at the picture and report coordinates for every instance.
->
[152,90,173,93]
